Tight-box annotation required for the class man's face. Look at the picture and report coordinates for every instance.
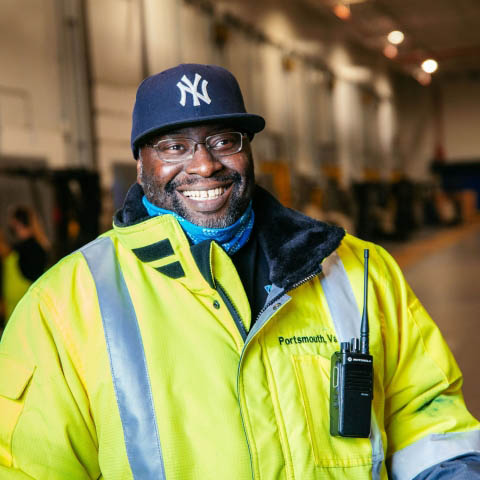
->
[137,123,255,228]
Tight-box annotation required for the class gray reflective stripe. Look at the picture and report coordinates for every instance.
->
[370,408,384,479]
[388,430,480,480]
[81,237,166,480]
[265,283,285,306]
[247,293,291,344]
[320,252,360,342]
[320,251,384,479]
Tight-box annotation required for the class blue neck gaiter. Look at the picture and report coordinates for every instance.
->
[142,196,254,255]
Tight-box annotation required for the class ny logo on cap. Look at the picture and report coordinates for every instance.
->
[177,73,212,107]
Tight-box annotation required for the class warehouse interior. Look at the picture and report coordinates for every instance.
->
[0,0,479,415]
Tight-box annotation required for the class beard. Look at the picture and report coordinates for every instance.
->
[140,164,255,228]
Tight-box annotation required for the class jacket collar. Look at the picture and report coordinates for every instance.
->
[252,186,345,291]
[113,183,345,292]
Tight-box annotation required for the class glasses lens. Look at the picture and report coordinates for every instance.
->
[152,132,243,162]
[206,132,242,156]
[154,138,193,162]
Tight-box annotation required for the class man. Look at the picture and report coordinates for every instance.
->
[0,64,479,479]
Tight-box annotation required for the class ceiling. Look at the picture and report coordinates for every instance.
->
[303,0,480,76]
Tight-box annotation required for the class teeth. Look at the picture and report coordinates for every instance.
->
[182,187,225,200]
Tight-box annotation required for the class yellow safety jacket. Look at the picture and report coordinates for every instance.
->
[0,185,479,480]
[2,251,32,321]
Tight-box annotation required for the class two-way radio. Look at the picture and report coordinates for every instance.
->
[330,249,373,438]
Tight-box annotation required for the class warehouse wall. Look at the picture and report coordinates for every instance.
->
[2,0,477,212]
[0,0,64,166]
[85,0,399,192]
[0,0,93,169]
[442,75,480,161]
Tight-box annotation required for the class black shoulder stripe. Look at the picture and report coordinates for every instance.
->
[133,239,174,262]
[155,261,185,279]
[190,240,214,288]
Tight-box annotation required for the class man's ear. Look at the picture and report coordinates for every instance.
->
[136,156,142,184]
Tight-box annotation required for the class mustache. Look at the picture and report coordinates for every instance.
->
[164,172,242,194]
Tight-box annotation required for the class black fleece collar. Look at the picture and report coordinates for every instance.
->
[252,187,345,291]
[114,183,345,291]
[114,183,150,227]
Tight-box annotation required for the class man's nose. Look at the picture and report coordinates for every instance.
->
[185,144,223,177]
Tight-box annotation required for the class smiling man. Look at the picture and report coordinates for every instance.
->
[1,64,480,480]
[138,125,255,229]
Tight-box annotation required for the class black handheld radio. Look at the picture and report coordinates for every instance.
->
[330,249,373,438]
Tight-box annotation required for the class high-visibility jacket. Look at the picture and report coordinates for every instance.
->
[0,185,479,480]
[2,250,32,321]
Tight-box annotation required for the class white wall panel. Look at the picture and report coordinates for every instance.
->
[301,68,331,176]
[94,84,137,115]
[0,0,64,165]
[93,83,135,187]
[261,45,286,134]
[288,62,310,173]
[97,143,133,189]
[93,83,135,150]
[395,79,434,180]
[377,97,396,178]
[96,111,132,147]
[224,30,257,110]
[179,3,213,65]
[0,126,66,168]
[333,79,364,185]
[86,0,142,187]
[144,0,183,72]
[246,41,268,120]
[442,78,480,161]
[86,0,142,85]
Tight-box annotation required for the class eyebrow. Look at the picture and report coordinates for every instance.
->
[155,127,235,140]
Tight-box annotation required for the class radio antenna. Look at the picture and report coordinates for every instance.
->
[360,249,369,355]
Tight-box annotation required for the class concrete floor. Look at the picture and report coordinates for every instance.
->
[386,221,480,420]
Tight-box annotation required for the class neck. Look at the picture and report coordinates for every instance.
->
[142,196,255,255]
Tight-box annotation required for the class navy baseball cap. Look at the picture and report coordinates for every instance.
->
[131,63,266,158]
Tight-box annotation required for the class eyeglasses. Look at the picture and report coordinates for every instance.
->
[147,131,246,163]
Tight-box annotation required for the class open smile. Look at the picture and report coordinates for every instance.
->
[177,183,234,212]
[182,186,227,201]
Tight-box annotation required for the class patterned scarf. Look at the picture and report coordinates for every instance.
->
[142,196,254,255]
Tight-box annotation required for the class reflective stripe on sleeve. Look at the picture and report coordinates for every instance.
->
[82,237,166,480]
[320,251,384,479]
[388,430,480,480]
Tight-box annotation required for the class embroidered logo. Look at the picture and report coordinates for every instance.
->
[278,333,338,346]
[177,73,211,107]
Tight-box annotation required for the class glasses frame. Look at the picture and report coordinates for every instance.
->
[147,131,247,163]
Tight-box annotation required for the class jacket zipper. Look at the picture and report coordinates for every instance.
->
[215,281,248,341]
[212,279,254,476]
[255,268,322,324]
[236,266,324,479]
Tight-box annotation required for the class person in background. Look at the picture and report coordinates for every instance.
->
[0,205,49,325]
[0,64,479,479]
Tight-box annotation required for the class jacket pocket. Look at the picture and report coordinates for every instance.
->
[0,354,35,465]
[292,354,373,468]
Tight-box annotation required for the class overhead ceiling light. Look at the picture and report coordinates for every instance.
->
[383,44,398,59]
[421,59,438,74]
[387,30,404,45]
[333,4,351,20]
